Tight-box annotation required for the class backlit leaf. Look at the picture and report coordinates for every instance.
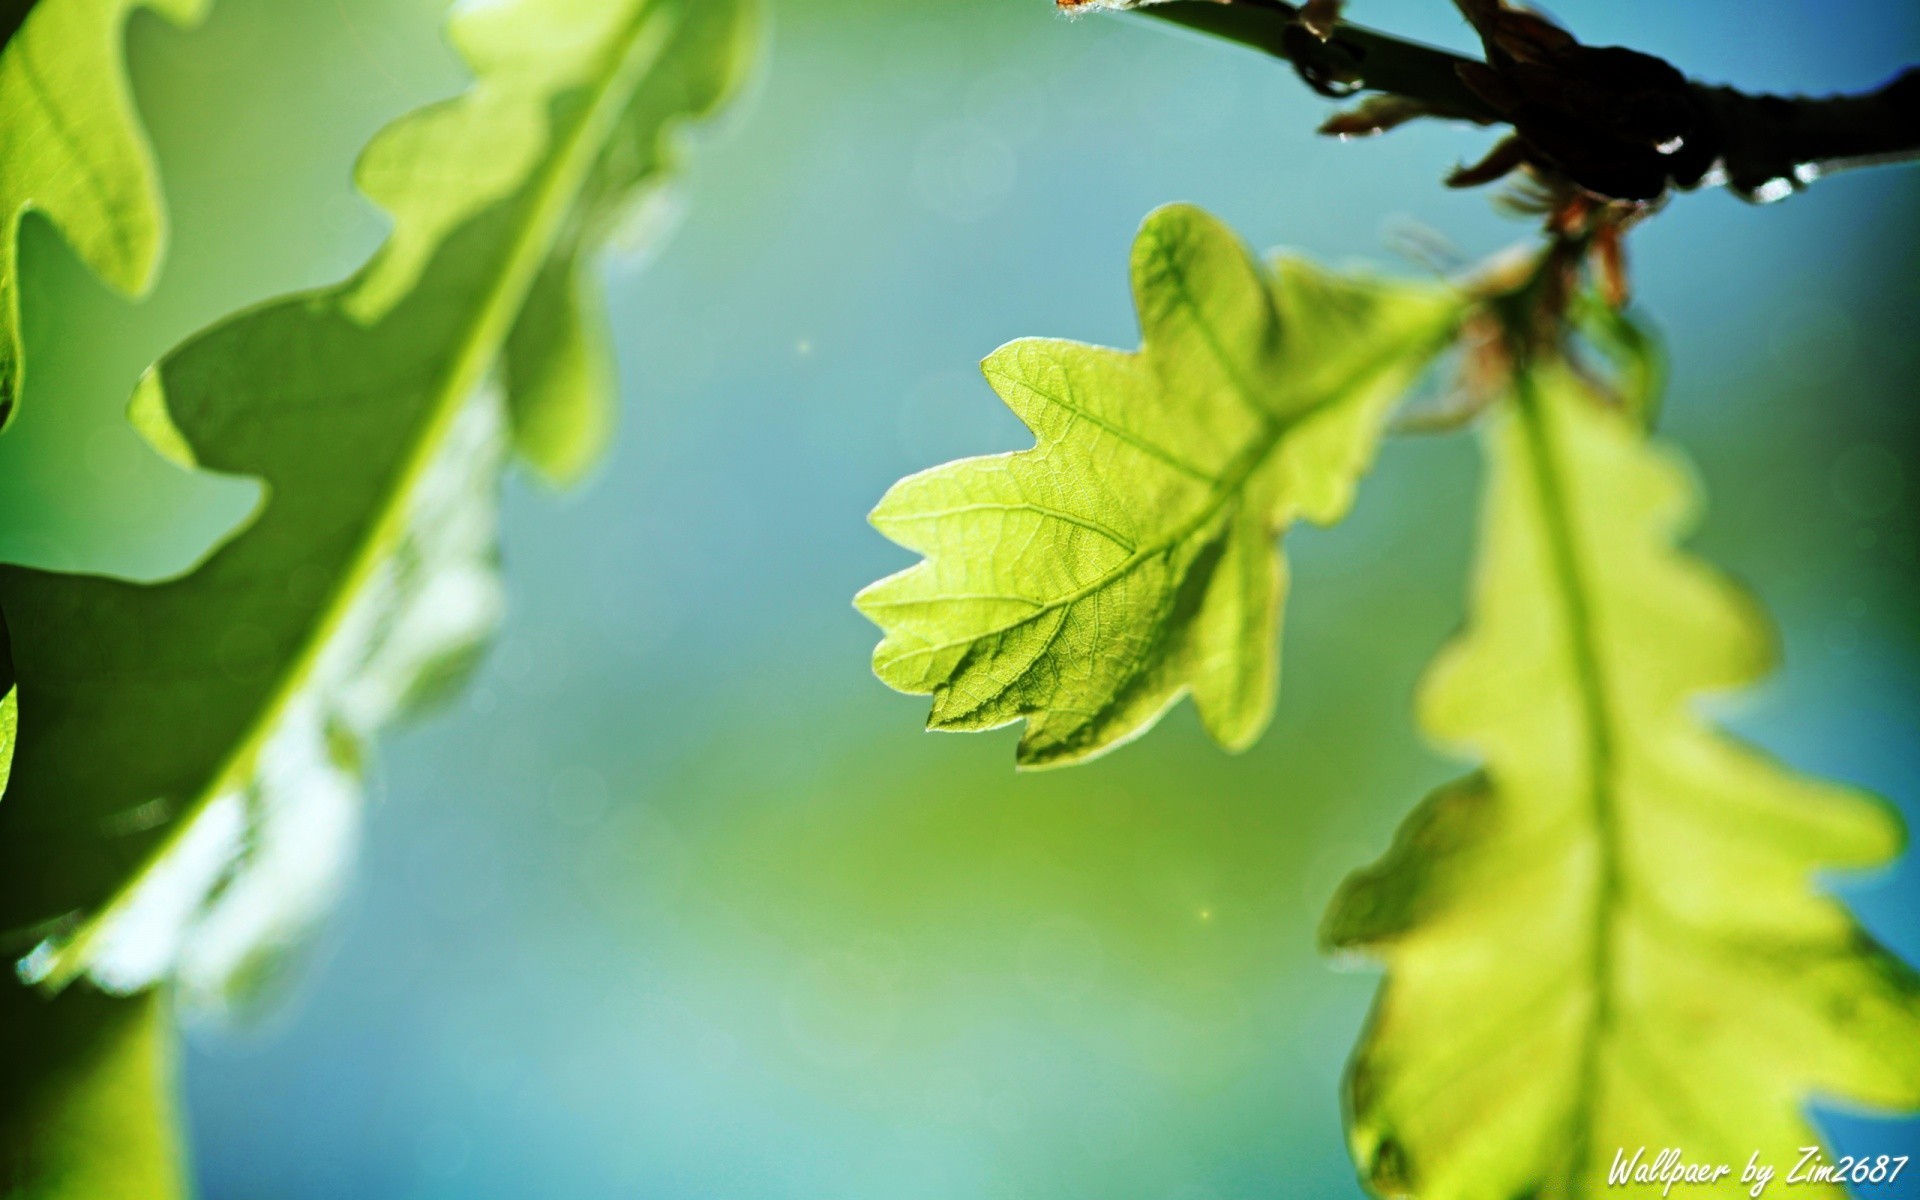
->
[0,611,13,799]
[857,204,1464,768]
[1324,360,1920,1197]
[0,0,207,427]
[0,0,754,1006]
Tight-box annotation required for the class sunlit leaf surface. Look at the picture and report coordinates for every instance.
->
[0,0,753,1006]
[0,986,183,1199]
[858,204,1463,767]
[0,0,207,427]
[0,640,14,798]
[1325,361,1920,1197]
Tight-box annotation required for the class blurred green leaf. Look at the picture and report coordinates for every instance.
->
[0,0,206,428]
[858,204,1463,768]
[1,607,13,797]
[0,0,753,1005]
[1325,360,1920,1197]
[0,986,183,1199]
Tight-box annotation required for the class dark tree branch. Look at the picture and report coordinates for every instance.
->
[1124,0,1920,204]
[1693,71,1920,195]
[1141,0,1498,122]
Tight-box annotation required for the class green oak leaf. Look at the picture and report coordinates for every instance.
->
[1324,361,1920,1198]
[0,0,207,428]
[1,609,13,799]
[0,688,13,797]
[857,204,1465,768]
[0,986,184,1199]
[0,0,753,1004]
[0,648,12,798]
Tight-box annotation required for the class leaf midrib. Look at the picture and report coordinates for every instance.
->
[1149,232,1274,425]
[1513,371,1625,1186]
[36,6,677,988]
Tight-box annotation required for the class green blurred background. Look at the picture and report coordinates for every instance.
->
[2,0,1917,1195]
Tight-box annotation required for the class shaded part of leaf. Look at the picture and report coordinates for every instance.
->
[858,204,1466,768]
[1184,503,1282,751]
[0,0,754,999]
[504,250,615,485]
[345,97,546,323]
[0,0,208,426]
[1321,772,1496,951]
[491,0,757,477]
[0,984,185,1199]
[12,389,506,1011]
[1327,363,1920,1199]
[1017,507,1237,769]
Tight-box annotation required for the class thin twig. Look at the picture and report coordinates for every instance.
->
[1143,0,1497,121]
[1128,0,1920,203]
